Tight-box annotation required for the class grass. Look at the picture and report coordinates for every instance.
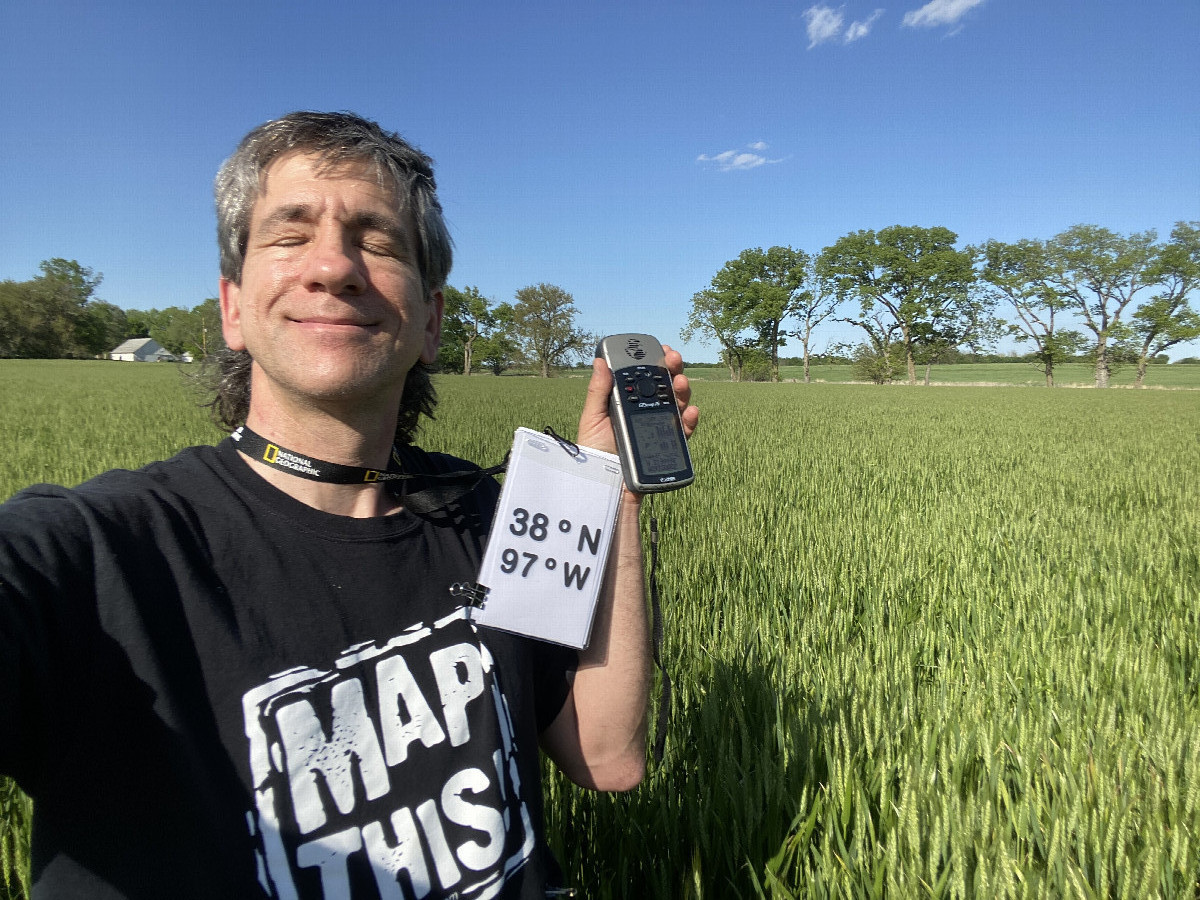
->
[0,360,224,498]
[2,361,1198,898]
[0,781,30,900]
[427,377,1200,898]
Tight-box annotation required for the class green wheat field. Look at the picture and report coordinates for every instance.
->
[2,360,1199,899]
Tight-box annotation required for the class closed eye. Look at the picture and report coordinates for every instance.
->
[358,236,402,257]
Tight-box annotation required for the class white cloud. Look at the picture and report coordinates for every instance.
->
[697,143,783,172]
[902,0,984,28]
[844,9,884,42]
[803,5,845,48]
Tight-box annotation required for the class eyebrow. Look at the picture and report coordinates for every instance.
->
[255,203,315,235]
[255,204,411,250]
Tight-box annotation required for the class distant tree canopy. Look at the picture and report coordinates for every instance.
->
[977,238,1086,387]
[510,283,592,377]
[0,259,224,361]
[683,223,1199,387]
[710,246,811,383]
[438,285,501,376]
[1126,221,1200,386]
[682,246,835,383]
[9,226,1200,387]
[0,259,116,359]
[139,298,222,359]
[817,226,987,386]
[1042,224,1160,388]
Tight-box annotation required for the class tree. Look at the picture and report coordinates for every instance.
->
[0,280,27,358]
[818,226,979,385]
[836,310,902,383]
[977,238,1085,386]
[709,246,812,382]
[189,298,223,360]
[0,259,106,358]
[126,300,221,360]
[440,285,495,375]
[1127,221,1200,387]
[789,260,841,383]
[33,259,105,357]
[1044,224,1158,388]
[74,300,129,358]
[160,299,221,360]
[510,284,590,377]
[151,306,198,356]
[475,302,521,375]
[124,309,155,339]
[909,286,1000,385]
[680,288,756,381]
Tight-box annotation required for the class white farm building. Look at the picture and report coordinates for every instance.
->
[110,338,177,362]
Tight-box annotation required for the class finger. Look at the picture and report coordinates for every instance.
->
[672,372,691,408]
[662,344,684,377]
[581,357,613,424]
[576,357,617,451]
[661,344,692,404]
[680,404,699,439]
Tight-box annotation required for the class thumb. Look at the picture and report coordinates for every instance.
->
[577,357,616,452]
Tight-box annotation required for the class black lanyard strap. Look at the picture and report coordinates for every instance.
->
[229,425,506,513]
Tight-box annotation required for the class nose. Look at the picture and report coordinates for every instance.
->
[302,227,367,296]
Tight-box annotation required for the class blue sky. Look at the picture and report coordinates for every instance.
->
[2,0,1197,362]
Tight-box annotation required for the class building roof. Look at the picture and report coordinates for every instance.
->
[110,337,162,355]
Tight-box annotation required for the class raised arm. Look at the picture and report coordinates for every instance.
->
[539,346,698,790]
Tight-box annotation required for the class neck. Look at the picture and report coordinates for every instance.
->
[238,400,405,519]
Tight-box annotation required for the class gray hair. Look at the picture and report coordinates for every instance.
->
[208,111,449,443]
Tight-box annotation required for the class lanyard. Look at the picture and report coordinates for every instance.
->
[232,423,672,761]
[230,425,413,483]
[228,425,506,513]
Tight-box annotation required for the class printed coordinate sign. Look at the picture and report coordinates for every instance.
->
[472,428,624,648]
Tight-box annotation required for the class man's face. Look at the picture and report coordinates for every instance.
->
[219,152,442,413]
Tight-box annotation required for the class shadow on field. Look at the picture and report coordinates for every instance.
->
[550,649,841,899]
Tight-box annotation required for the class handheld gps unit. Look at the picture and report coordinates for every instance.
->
[597,333,695,493]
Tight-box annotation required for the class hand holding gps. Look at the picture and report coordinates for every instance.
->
[597,334,695,493]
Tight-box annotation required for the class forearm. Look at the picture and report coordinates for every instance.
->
[542,492,650,790]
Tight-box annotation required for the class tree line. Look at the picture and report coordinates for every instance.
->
[683,222,1200,388]
[436,283,594,377]
[0,262,589,376]
[8,222,1198,387]
[0,260,221,362]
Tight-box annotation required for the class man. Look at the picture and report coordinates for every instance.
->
[0,111,698,899]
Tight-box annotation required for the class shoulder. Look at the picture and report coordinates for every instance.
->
[1,445,228,542]
[0,447,219,620]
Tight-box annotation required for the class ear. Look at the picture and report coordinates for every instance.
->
[219,278,247,352]
[419,288,444,365]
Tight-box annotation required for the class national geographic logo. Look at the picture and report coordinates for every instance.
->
[263,444,321,478]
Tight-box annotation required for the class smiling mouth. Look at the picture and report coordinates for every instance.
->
[293,316,379,328]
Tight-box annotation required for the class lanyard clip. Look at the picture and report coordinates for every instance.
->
[449,582,490,609]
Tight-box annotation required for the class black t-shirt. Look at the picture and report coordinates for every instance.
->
[0,439,576,899]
